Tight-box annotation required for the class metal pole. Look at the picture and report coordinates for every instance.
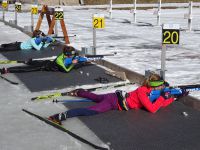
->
[93,28,96,55]
[15,11,17,25]
[3,8,5,21]
[109,0,112,19]
[133,0,137,23]
[188,1,193,31]
[161,44,166,80]
[55,20,58,37]
[157,0,161,26]
[31,13,34,32]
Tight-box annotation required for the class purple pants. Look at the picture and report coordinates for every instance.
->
[77,90,118,113]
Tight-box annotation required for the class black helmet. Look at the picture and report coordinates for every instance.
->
[63,46,76,56]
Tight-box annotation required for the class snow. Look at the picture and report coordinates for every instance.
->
[0,3,200,150]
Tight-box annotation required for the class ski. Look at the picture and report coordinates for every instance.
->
[0,75,19,85]
[31,82,134,101]
[53,99,92,103]
[0,56,57,64]
[22,109,108,150]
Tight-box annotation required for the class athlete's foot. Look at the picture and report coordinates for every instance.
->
[67,88,84,96]
[48,112,67,125]
[0,68,8,74]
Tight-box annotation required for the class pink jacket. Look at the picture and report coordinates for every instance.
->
[126,86,174,113]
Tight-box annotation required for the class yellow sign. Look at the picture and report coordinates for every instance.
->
[31,5,38,14]
[15,2,22,12]
[55,7,64,20]
[2,0,8,9]
[93,14,105,29]
[162,24,180,45]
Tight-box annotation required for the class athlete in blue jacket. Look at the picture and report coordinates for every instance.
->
[0,30,54,52]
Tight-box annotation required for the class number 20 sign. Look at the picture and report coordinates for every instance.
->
[162,24,180,45]
[93,14,105,29]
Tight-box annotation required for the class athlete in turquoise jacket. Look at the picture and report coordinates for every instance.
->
[0,30,54,52]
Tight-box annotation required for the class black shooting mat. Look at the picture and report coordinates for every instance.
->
[1,44,63,60]
[1,45,121,92]
[11,64,121,92]
[64,101,200,150]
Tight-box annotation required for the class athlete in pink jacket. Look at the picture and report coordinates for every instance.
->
[49,73,181,124]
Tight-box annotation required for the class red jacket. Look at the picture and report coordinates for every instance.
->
[126,86,174,113]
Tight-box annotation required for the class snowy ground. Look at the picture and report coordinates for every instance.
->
[0,3,200,150]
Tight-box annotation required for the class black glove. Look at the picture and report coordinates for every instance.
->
[115,90,129,111]
[164,81,170,87]
[160,90,172,100]
[115,90,129,100]
[42,37,47,43]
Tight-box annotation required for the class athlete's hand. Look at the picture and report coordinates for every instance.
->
[72,59,78,64]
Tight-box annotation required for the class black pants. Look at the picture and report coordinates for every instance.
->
[0,42,21,52]
[7,60,63,73]
[7,60,92,73]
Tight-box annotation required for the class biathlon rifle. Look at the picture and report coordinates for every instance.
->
[150,84,200,102]
[0,56,57,64]
[84,52,117,58]
[31,82,134,101]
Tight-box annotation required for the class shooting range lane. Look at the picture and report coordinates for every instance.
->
[0,44,63,60]
[13,63,121,92]
[0,44,122,92]
[64,101,200,150]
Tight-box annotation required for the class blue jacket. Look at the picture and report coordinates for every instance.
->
[20,37,50,51]
[64,56,88,66]
[56,53,88,72]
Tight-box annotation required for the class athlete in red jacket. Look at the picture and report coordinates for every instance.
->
[126,86,174,113]
[49,73,179,124]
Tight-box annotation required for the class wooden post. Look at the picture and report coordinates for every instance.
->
[60,20,70,44]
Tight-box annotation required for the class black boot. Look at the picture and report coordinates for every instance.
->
[0,68,8,74]
[48,112,67,125]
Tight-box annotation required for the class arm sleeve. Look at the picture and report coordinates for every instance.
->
[137,90,165,113]
[56,54,74,73]
[77,56,88,62]
[162,97,174,107]
[30,38,44,51]
[43,43,50,48]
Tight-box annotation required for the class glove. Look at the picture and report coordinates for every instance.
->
[41,37,48,43]
[115,90,129,99]
[35,37,42,45]
[115,90,129,111]
[164,81,170,87]
[45,37,53,43]
[160,90,172,100]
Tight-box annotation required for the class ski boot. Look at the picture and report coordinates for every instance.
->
[67,88,84,96]
[48,112,67,125]
[0,68,8,74]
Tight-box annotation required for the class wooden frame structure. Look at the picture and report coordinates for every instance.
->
[35,5,70,44]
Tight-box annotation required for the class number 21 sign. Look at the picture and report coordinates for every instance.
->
[93,14,105,29]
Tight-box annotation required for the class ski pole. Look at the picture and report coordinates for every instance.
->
[52,99,92,103]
